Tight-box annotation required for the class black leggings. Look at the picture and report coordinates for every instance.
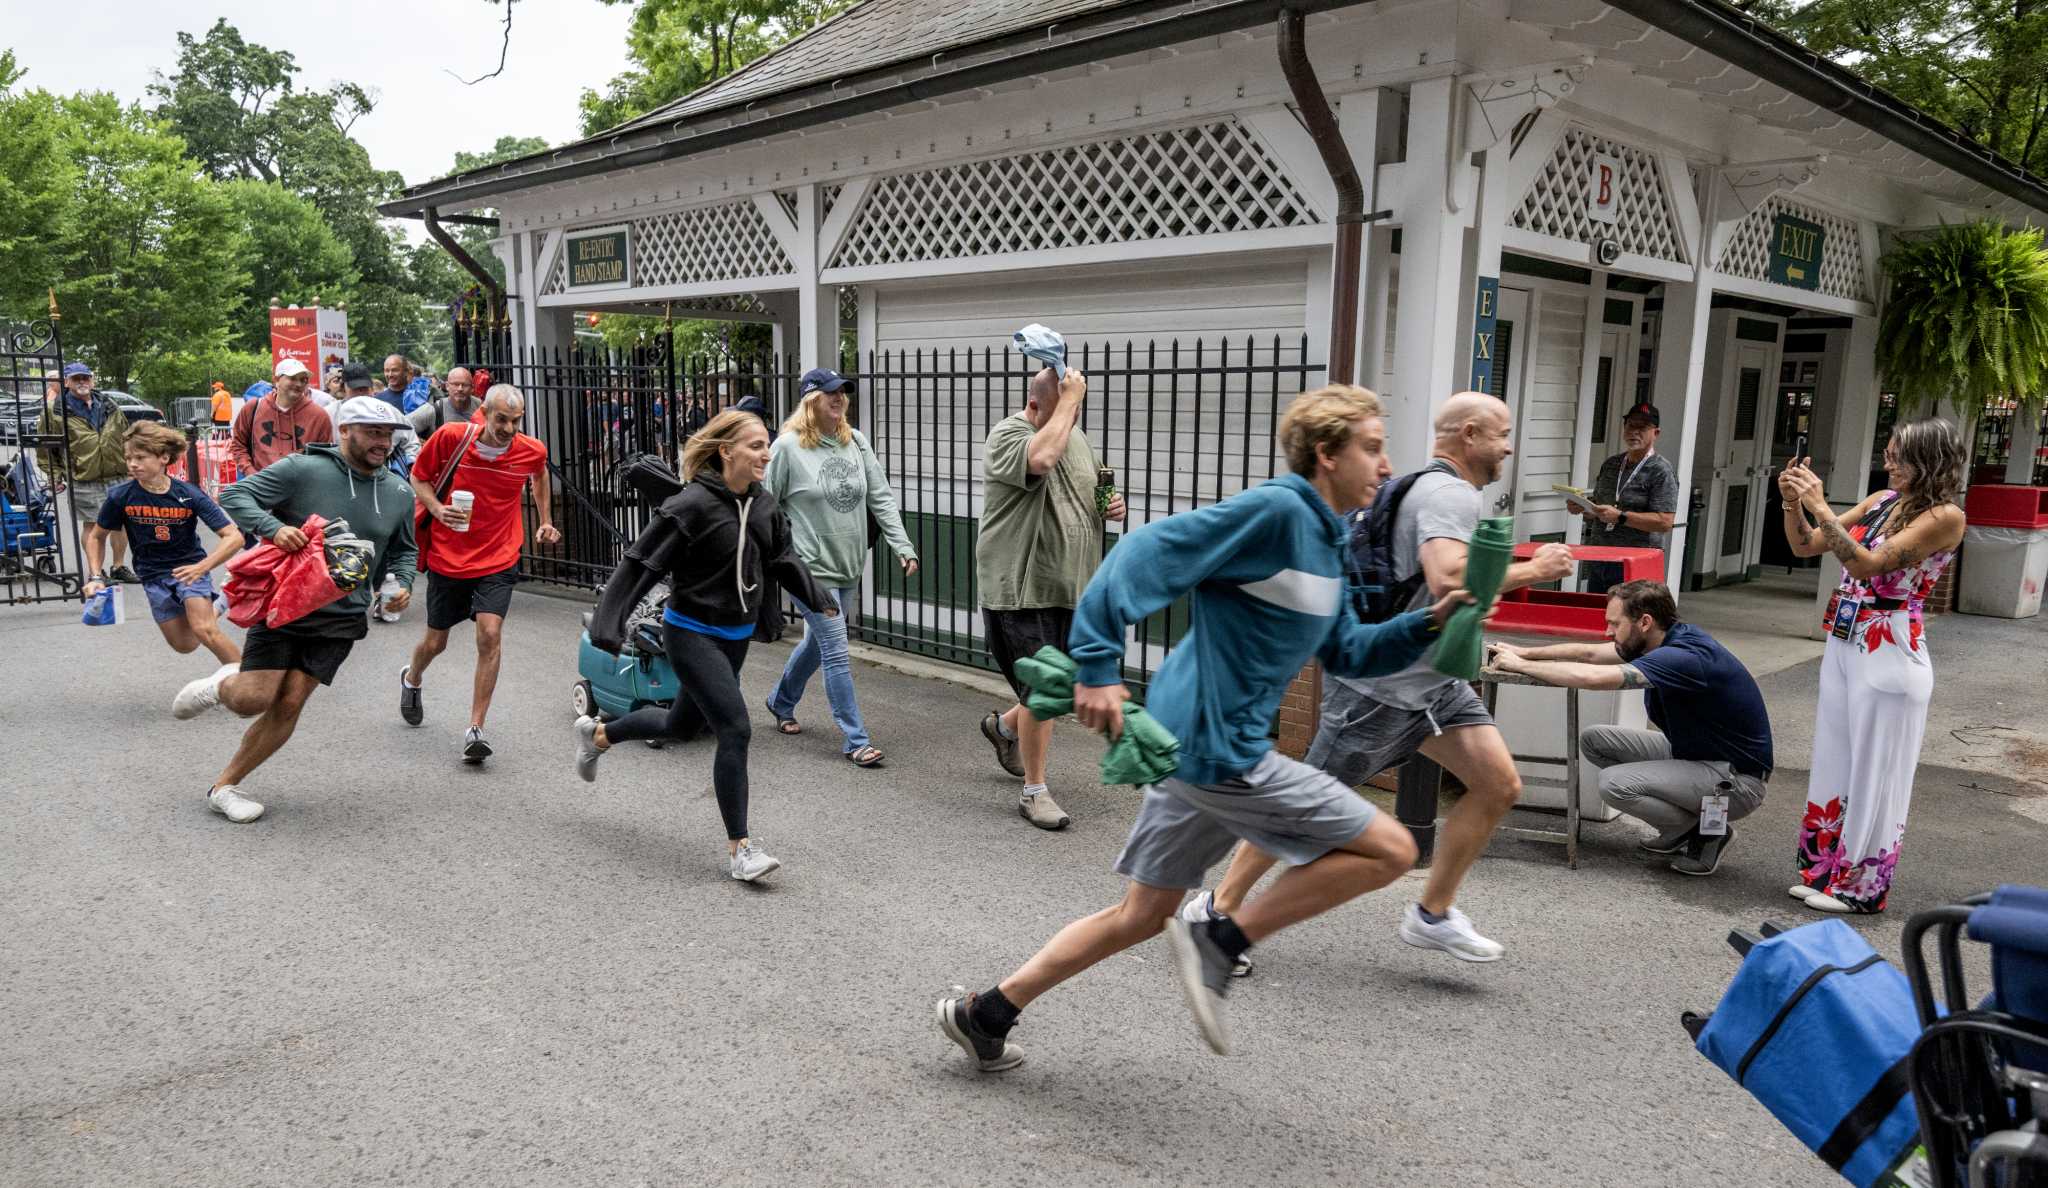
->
[603,625,754,840]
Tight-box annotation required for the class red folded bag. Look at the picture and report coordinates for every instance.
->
[223,514,349,629]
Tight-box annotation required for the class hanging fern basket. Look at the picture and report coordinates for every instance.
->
[1877,220,2048,417]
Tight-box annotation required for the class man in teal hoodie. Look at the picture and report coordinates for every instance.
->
[172,397,419,825]
[936,386,1469,1069]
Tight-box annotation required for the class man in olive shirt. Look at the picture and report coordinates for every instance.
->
[976,367,1125,830]
[1581,402,1679,592]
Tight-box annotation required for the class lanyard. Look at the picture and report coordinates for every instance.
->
[1617,451,1654,495]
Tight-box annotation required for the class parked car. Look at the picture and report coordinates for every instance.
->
[0,395,44,448]
[102,391,163,423]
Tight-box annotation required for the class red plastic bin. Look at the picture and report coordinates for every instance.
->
[1964,485,2048,529]
[1484,544,1664,639]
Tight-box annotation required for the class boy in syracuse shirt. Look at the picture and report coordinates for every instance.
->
[86,422,244,666]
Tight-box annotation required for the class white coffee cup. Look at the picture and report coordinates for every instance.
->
[449,489,475,532]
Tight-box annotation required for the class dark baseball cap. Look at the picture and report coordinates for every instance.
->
[62,362,93,379]
[1623,402,1660,426]
[340,361,375,392]
[799,367,853,395]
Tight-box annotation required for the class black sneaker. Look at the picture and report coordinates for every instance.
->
[108,564,141,584]
[399,666,423,726]
[980,710,1024,777]
[1164,918,1235,1055]
[463,727,492,764]
[934,989,1024,1072]
[1671,824,1736,876]
[1638,829,1696,856]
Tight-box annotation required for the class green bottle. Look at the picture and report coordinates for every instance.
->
[1432,516,1514,680]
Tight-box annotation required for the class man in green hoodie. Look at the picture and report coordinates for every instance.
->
[172,397,418,825]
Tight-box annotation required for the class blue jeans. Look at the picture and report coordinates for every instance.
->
[768,586,870,752]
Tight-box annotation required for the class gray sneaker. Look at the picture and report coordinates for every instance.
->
[1164,917,1234,1055]
[1176,892,1253,977]
[1019,790,1069,830]
[729,842,782,882]
[981,710,1024,777]
[934,988,1025,1072]
[399,666,423,726]
[463,726,492,764]
[573,715,603,783]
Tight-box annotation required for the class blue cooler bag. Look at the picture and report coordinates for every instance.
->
[1695,920,1925,1187]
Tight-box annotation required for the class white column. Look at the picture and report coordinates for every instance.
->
[791,183,836,371]
[1389,76,1470,471]
[1565,270,1612,550]
[1824,317,1882,503]
[1463,142,1511,393]
[1334,89,1389,388]
[1653,279,1715,593]
[2007,404,2043,483]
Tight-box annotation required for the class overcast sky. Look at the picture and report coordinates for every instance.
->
[8,1,633,195]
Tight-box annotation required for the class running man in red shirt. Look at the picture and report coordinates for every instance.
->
[399,384,560,762]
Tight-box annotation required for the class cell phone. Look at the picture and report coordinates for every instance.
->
[1792,434,1808,465]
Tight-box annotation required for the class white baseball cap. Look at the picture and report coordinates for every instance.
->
[274,357,311,378]
[334,396,411,428]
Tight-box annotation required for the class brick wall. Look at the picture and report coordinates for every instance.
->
[1276,665,1321,758]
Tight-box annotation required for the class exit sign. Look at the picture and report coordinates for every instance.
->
[1768,214,1824,291]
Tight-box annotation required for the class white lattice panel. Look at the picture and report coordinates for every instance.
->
[678,293,772,316]
[828,120,1319,269]
[541,199,796,295]
[1511,125,1689,264]
[1716,195,1869,303]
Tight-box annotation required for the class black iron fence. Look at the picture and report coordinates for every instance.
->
[469,329,1321,691]
[1,313,85,606]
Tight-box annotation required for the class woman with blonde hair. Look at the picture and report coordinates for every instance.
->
[1779,416,1967,913]
[761,369,919,766]
[574,409,837,882]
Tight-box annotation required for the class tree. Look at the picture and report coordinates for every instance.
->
[1877,221,2048,417]
[221,179,358,352]
[443,135,550,286]
[1758,0,2048,174]
[579,0,855,135]
[132,346,275,406]
[47,94,245,389]
[0,52,75,314]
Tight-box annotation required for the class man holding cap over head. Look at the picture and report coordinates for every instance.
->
[1580,401,1679,593]
[230,357,334,476]
[38,361,136,582]
[399,383,558,763]
[174,395,418,825]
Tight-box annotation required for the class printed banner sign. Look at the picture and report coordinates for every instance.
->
[269,306,348,381]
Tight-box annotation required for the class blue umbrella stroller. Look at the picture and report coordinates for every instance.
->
[568,453,688,747]
[0,451,65,581]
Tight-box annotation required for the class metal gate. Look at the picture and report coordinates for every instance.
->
[2,306,85,605]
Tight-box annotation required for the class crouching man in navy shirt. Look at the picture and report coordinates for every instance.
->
[1488,579,1771,876]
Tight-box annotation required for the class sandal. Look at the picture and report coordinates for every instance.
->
[766,700,800,735]
[846,745,885,767]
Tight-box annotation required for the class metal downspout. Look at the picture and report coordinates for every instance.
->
[1277,7,1365,385]
[425,207,505,315]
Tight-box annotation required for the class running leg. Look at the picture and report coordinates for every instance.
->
[1414,723,1521,916]
[214,670,322,787]
[469,613,503,729]
[998,882,1186,1006]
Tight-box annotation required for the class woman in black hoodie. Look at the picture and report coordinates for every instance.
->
[574,409,836,882]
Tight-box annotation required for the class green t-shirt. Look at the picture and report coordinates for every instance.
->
[976,413,1101,611]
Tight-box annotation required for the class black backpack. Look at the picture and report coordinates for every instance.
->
[1346,460,1455,623]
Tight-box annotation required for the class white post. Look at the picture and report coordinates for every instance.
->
[791,183,836,371]
[1654,279,1716,593]
[1334,88,1387,388]
[1825,317,1882,503]
[1389,76,1470,471]
[2007,404,2043,484]
[1566,270,1612,551]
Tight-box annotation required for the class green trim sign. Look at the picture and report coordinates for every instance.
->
[565,225,630,289]
[1768,213,1824,291]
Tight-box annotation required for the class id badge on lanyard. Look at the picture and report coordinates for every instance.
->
[1830,591,1862,640]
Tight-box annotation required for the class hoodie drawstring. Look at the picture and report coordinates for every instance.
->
[734,496,757,612]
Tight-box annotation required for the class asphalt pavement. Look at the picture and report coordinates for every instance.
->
[3,588,2043,1187]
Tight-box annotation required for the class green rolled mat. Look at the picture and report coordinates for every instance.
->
[1432,516,1515,680]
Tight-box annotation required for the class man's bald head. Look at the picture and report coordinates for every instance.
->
[1434,390,1509,440]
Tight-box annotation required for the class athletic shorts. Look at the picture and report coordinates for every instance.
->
[68,480,110,524]
[1305,677,1494,786]
[983,607,1075,700]
[426,565,518,631]
[141,572,215,624]
[241,625,355,686]
[1114,751,1379,891]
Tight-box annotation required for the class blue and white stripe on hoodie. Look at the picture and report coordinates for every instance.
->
[1069,472,1436,786]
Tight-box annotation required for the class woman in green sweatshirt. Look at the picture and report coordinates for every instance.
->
[761,370,919,767]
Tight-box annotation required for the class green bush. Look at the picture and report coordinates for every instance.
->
[132,347,276,406]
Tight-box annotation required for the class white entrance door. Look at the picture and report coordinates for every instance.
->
[1477,286,1532,519]
[1710,338,1778,580]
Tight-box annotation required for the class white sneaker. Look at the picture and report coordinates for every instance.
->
[207,785,265,824]
[1789,883,1821,902]
[729,842,782,882]
[573,715,602,783]
[1178,889,1220,923]
[1399,903,1505,963]
[173,663,238,720]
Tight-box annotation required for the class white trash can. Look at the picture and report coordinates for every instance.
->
[1957,524,2048,618]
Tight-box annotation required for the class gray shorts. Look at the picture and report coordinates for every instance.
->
[67,479,110,523]
[1305,678,1493,786]
[1113,751,1379,890]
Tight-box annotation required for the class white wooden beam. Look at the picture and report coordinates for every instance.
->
[819,225,1333,285]
[817,176,873,269]
[1566,268,1612,550]
[1240,105,1339,222]
[752,191,804,262]
[538,273,801,307]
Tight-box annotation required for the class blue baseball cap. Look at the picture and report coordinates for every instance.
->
[61,362,92,379]
[799,367,853,395]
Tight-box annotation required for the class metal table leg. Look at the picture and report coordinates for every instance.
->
[1565,687,1581,870]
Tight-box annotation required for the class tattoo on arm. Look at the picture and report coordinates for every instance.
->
[1617,664,1648,690]
[1816,516,1863,567]
[1868,538,1934,574]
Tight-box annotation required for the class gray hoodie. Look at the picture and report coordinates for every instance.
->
[217,442,418,638]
